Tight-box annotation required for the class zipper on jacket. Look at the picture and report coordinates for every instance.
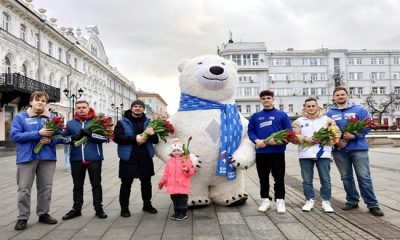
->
[81,121,85,161]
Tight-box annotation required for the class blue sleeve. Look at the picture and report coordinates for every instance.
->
[247,114,258,142]
[11,115,41,143]
[282,113,292,130]
[354,108,371,139]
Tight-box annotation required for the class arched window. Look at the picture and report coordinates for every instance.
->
[20,24,27,41]
[22,64,27,76]
[2,12,11,32]
[48,73,53,86]
[5,56,11,74]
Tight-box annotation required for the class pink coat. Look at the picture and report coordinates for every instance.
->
[161,156,195,194]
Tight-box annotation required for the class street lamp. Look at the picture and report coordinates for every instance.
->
[63,88,84,116]
[111,103,124,121]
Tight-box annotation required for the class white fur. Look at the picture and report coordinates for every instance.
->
[155,55,255,206]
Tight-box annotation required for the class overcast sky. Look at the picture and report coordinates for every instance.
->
[34,0,400,113]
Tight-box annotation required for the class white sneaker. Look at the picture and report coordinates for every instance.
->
[322,200,334,213]
[258,198,270,212]
[302,199,315,212]
[276,199,286,214]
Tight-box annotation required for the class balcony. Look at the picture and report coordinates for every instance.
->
[0,73,60,109]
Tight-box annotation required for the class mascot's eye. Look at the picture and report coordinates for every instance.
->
[221,62,226,65]
[198,62,203,65]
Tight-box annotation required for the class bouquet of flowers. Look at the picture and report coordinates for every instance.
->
[257,129,297,148]
[343,116,375,137]
[74,117,112,147]
[181,136,192,171]
[34,116,66,153]
[300,124,340,148]
[140,117,175,143]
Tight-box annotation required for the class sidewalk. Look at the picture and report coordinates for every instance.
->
[0,143,399,240]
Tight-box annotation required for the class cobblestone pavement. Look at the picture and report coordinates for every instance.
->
[0,143,399,240]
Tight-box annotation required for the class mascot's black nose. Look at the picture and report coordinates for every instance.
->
[209,66,224,75]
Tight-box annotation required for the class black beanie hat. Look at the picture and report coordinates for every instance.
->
[131,99,145,109]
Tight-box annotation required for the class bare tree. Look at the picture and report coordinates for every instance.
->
[365,93,400,125]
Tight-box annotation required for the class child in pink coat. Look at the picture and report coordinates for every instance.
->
[159,138,195,220]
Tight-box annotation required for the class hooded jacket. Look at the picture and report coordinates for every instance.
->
[11,108,59,164]
[65,108,107,162]
[292,107,339,159]
[326,102,371,151]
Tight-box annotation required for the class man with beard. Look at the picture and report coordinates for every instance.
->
[326,86,384,217]
[113,99,159,217]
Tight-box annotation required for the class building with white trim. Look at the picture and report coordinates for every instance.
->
[0,0,137,147]
[219,40,400,127]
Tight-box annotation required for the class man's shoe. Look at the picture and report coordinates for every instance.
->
[302,199,315,212]
[120,208,131,217]
[62,209,81,220]
[322,200,334,213]
[258,198,271,212]
[142,204,158,214]
[95,209,108,219]
[38,214,57,224]
[276,199,286,214]
[174,213,188,221]
[369,207,384,216]
[342,203,359,211]
[14,219,27,230]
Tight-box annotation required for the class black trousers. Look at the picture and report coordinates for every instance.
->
[70,161,103,211]
[119,176,152,209]
[255,153,286,200]
[171,194,188,214]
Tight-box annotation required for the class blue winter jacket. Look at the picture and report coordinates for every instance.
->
[65,118,107,162]
[248,108,292,153]
[11,108,60,164]
[326,102,371,151]
[117,116,155,161]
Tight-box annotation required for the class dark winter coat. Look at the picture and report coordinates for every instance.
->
[113,110,159,178]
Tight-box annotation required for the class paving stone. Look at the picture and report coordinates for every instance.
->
[220,224,254,240]
[193,235,223,240]
[216,212,245,225]
[99,228,134,240]
[275,223,319,240]
[40,229,78,240]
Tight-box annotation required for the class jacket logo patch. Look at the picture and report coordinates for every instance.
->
[260,121,272,128]
[331,114,342,120]
[25,118,37,125]
[344,113,356,119]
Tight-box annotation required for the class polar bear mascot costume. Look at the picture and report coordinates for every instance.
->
[155,55,256,207]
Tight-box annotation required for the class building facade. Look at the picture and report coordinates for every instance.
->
[219,41,400,127]
[0,0,137,147]
[137,91,168,118]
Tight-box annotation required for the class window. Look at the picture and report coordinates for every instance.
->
[371,58,377,65]
[288,104,293,113]
[394,87,400,95]
[22,64,27,77]
[58,48,63,61]
[74,58,78,69]
[371,72,385,80]
[378,58,384,64]
[238,105,242,113]
[2,12,11,32]
[246,105,251,113]
[349,87,363,95]
[91,45,98,57]
[232,54,241,66]
[48,41,53,56]
[236,87,260,97]
[255,105,260,112]
[394,72,400,80]
[5,56,11,74]
[279,104,284,111]
[356,58,362,64]
[394,57,399,65]
[243,54,251,66]
[303,58,325,66]
[348,58,354,65]
[302,88,327,96]
[349,72,363,80]
[371,87,385,94]
[269,58,291,66]
[252,54,259,66]
[349,57,362,65]
[20,24,27,41]
[66,54,71,65]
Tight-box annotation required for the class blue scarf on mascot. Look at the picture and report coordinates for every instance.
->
[178,93,242,181]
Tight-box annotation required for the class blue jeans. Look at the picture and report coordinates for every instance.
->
[299,158,331,201]
[332,150,379,208]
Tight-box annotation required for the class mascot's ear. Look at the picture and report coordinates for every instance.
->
[178,59,189,73]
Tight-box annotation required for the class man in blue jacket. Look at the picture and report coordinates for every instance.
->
[248,90,292,214]
[11,91,59,230]
[62,100,108,220]
[326,86,384,216]
[113,99,159,217]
